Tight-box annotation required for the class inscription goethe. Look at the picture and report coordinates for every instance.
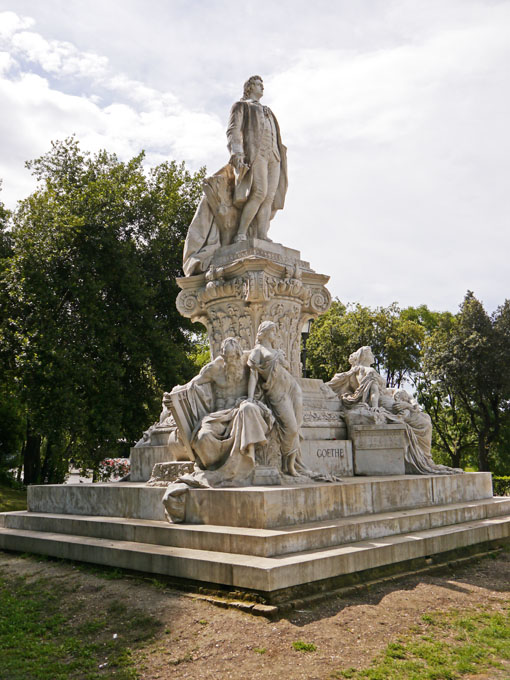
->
[316,447,344,458]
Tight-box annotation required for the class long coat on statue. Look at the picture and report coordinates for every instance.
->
[182,99,288,277]
[226,99,288,212]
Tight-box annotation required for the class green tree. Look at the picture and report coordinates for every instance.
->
[306,300,425,387]
[0,183,25,482]
[422,292,510,472]
[3,139,204,483]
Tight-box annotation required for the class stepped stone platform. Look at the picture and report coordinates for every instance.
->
[1,473,509,599]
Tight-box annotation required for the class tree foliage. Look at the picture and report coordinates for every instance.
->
[306,300,426,387]
[421,292,510,472]
[306,295,510,473]
[1,139,204,482]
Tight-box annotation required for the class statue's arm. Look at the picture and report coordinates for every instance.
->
[191,357,221,386]
[226,101,245,157]
[247,368,258,401]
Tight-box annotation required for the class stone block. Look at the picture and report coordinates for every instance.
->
[252,466,281,485]
[300,440,353,476]
[351,424,406,476]
[28,483,168,521]
[431,472,493,504]
[130,445,179,482]
[147,461,194,486]
[370,476,433,513]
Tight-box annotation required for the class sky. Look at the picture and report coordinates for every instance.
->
[0,0,509,313]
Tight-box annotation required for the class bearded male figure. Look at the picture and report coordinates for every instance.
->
[177,337,274,477]
[227,75,288,241]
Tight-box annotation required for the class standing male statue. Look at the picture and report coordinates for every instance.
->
[182,76,288,275]
[227,75,288,242]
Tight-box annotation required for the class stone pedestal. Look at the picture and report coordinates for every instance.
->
[351,424,407,476]
[300,377,347,441]
[176,239,331,377]
[147,461,195,486]
[300,440,353,476]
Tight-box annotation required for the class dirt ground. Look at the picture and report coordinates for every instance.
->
[1,550,509,680]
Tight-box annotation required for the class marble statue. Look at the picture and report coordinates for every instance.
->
[227,75,288,242]
[134,393,188,458]
[328,346,386,410]
[182,75,287,276]
[247,321,303,477]
[167,336,274,485]
[327,346,462,475]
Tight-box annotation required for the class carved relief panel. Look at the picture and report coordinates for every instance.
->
[175,253,332,376]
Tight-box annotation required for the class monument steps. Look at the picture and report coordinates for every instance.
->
[1,473,509,596]
[0,513,509,593]
[1,496,510,557]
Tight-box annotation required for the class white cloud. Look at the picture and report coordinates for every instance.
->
[0,10,226,209]
[0,2,508,313]
[0,10,33,38]
[10,29,109,77]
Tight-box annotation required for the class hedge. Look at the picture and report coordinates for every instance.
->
[493,476,510,496]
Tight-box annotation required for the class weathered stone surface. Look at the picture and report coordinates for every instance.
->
[25,473,494,528]
[300,439,353,477]
[1,510,509,593]
[3,497,510,559]
[351,424,406,475]
[147,461,195,486]
[176,244,331,377]
[251,466,281,486]
[130,445,181,482]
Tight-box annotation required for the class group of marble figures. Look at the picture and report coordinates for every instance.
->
[138,328,460,503]
[134,75,461,522]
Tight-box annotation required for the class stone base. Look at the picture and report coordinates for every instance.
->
[351,424,407,475]
[130,445,186,482]
[251,466,281,486]
[300,439,353,476]
[300,378,347,441]
[2,473,509,597]
[147,461,194,486]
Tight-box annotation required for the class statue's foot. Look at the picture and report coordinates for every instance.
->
[286,457,298,476]
[234,233,247,243]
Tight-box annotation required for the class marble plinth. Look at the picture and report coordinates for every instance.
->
[176,241,332,377]
[130,445,178,482]
[1,473,509,598]
[351,424,407,475]
[300,440,353,476]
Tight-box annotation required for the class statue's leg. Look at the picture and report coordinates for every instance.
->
[271,396,300,475]
[235,157,267,241]
[255,160,280,240]
[368,384,380,408]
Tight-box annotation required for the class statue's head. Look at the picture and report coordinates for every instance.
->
[220,336,243,361]
[256,320,277,343]
[221,336,245,385]
[348,346,374,367]
[242,75,263,100]
[394,389,412,403]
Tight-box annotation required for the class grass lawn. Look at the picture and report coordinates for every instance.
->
[0,561,162,680]
[0,550,509,679]
[333,605,510,679]
[0,484,27,512]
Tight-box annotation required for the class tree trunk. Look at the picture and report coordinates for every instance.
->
[23,432,42,485]
[40,438,52,483]
[477,435,490,472]
[451,447,461,470]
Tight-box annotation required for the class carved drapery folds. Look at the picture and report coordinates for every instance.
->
[176,248,331,377]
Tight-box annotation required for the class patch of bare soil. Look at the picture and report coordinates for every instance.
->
[1,550,509,680]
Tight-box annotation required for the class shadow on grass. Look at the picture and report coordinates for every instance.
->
[0,555,163,680]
